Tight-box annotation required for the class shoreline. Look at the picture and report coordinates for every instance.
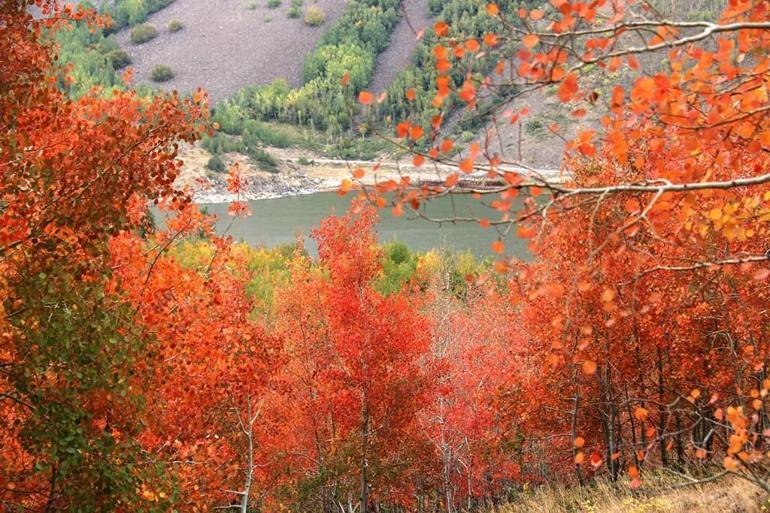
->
[176,144,566,205]
[188,163,566,205]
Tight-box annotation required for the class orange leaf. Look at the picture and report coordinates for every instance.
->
[410,125,424,140]
[340,72,350,86]
[491,240,505,254]
[440,139,454,153]
[516,225,535,238]
[465,39,480,52]
[574,437,585,448]
[557,73,579,102]
[724,456,739,472]
[339,179,353,195]
[412,154,425,167]
[434,21,449,37]
[483,33,499,47]
[352,168,365,179]
[405,88,416,101]
[486,3,499,16]
[523,34,539,49]
[358,91,374,105]
[396,121,411,139]
[459,159,474,173]
[582,360,597,375]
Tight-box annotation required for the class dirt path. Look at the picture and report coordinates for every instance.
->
[368,0,431,93]
[115,0,347,103]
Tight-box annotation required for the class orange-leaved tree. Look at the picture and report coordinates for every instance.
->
[349,0,770,492]
[1,0,206,510]
[272,205,434,513]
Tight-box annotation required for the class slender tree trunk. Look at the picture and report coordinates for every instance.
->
[570,389,584,485]
[657,346,668,466]
[241,399,254,513]
[361,389,369,513]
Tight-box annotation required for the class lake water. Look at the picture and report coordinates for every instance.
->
[197,192,529,258]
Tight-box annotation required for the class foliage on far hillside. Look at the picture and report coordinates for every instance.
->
[52,15,125,97]
[210,0,403,136]
[379,0,538,140]
[101,0,176,33]
[206,0,539,157]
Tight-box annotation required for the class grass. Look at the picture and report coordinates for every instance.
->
[288,0,302,17]
[168,19,184,32]
[151,64,175,82]
[246,147,279,172]
[497,472,763,513]
[130,23,158,44]
[108,49,132,70]
[206,155,227,172]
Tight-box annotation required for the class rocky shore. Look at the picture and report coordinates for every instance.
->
[189,171,330,204]
[177,145,565,205]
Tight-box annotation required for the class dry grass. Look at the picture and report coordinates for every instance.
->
[497,473,764,513]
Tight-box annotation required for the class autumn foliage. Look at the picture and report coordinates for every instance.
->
[7,0,770,511]
[350,0,770,497]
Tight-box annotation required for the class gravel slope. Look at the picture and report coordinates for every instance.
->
[115,0,347,103]
[368,0,431,93]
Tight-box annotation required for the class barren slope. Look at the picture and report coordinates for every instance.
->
[368,0,431,93]
[115,0,347,102]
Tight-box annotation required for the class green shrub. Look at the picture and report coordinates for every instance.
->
[202,133,247,154]
[103,0,177,33]
[377,241,418,295]
[130,24,158,44]
[267,0,281,7]
[303,5,325,26]
[288,0,302,16]
[54,19,123,97]
[246,147,279,172]
[150,64,175,82]
[243,120,291,148]
[168,19,184,32]
[206,155,227,172]
[212,102,246,135]
[247,2,258,9]
[108,49,132,70]
[297,156,311,165]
